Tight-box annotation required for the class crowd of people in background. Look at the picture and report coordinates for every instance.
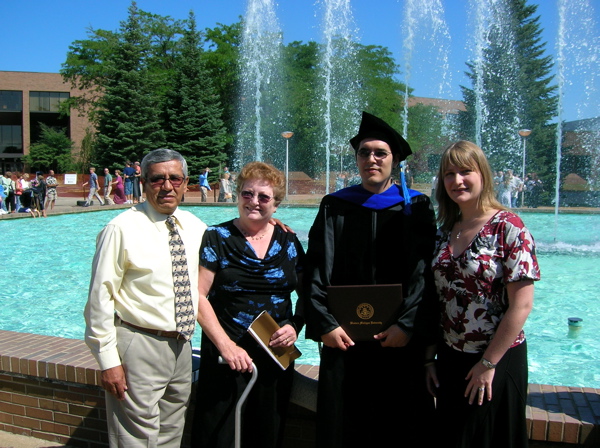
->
[0,163,244,218]
[0,170,50,218]
[0,162,547,221]
[493,169,544,208]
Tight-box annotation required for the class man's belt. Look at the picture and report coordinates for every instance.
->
[121,320,183,339]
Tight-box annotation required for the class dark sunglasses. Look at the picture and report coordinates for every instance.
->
[357,149,392,160]
[240,190,273,204]
[148,175,185,187]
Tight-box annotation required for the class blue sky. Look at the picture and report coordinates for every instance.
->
[1,0,598,122]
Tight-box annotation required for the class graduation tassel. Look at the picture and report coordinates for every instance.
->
[400,161,412,215]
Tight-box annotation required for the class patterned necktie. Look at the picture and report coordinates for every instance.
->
[166,215,195,340]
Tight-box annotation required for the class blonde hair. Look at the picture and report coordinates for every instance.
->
[436,140,506,231]
[236,162,285,205]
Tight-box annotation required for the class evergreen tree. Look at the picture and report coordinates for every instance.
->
[458,0,557,179]
[164,12,228,180]
[94,2,166,169]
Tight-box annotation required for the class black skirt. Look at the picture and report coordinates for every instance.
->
[191,333,294,448]
[434,341,529,448]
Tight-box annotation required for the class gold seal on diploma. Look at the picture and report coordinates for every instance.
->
[357,303,374,320]
[327,284,403,341]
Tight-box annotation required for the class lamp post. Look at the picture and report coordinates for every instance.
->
[518,129,532,207]
[281,131,294,200]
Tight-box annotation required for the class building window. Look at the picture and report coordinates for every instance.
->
[0,91,22,112]
[29,91,69,112]
[0,125,23,154]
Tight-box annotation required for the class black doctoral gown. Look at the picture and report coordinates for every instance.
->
[304,184,438,448]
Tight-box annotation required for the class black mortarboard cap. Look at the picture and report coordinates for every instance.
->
[349,111,412,161]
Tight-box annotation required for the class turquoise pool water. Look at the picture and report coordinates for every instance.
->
[1,207,598,388]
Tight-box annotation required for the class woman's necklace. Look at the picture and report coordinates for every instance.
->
[455,211,495,240]
[240,228,267,240]
[236,220,267,240]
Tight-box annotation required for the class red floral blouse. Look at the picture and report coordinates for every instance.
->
[432,210,541,353]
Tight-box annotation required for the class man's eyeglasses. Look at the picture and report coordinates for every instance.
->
[357,149,392,161]
[240,190,273,204]
[148,175,185,188]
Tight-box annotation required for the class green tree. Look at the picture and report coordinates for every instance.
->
[61,28,120,120]
[61,5,185,122]
[459,0,557,179]
[94,2,166,168]
[23,124,75,173]
[355,44,406,131]
[164,12,228,180]
[202,20,243,143]
[406,103,450,176]
[73,127,96,174]
[280,41,321,176]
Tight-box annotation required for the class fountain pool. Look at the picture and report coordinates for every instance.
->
[1,206,598,388]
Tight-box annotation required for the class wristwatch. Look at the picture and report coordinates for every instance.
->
[481,358,497,369]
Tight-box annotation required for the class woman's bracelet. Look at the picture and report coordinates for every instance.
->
[424,358,436,367]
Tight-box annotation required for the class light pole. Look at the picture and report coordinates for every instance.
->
[281,131,294,200]
[518,129,532,207]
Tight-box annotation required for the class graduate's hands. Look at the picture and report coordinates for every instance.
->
[425,364,439,397]
[374,324,411,347]
[321,326,355,350]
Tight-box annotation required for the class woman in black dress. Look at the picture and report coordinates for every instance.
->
[192,162,304,448]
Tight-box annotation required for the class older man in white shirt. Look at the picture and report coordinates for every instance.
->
[84,148,207,448]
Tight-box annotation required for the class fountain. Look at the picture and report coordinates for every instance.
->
[234,0,285,167]
[317,0,361,194]
[224,0,600,388]
[233,0,597,211]
[400,0,452,140]
[468,0,527,168]
[554,0,600,238]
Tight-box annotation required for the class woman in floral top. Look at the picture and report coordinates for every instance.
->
[426,141,540,448]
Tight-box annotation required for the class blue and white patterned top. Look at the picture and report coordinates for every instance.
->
[200,220,305,341]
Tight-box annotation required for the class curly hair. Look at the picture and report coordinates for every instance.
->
[235,162,286,205]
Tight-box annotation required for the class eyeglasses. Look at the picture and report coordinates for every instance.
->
[357,149,392,160]
[148,175,185,187]
[240,190,273,204]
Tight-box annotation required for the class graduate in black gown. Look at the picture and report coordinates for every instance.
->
[304,111,438,447]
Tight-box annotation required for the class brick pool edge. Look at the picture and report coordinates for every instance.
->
[0,330,598,447]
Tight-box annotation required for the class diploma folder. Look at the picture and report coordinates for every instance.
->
[247,311,301,370]
[327,284,403,341]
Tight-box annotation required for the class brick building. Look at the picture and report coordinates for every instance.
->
[0,71,92,173]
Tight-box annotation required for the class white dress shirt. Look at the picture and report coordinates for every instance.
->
[84,201,207,370]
